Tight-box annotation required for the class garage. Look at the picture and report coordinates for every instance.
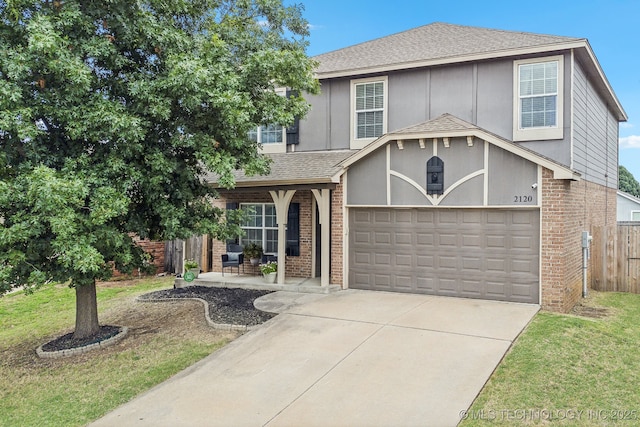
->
[349,207,540,304]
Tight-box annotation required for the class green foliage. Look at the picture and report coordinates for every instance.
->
[184,259,199,270]
[619,165,640,197]
[259,261,276,274]
[243,242,263,258]
[0,0,319,296]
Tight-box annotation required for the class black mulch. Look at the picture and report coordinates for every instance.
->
[41,287,275,353]
[138,286,277,327]
[41,325,122,352]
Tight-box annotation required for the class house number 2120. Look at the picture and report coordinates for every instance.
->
[514,195,533,203]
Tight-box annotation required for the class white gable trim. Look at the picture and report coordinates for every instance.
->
[341,127,580,181]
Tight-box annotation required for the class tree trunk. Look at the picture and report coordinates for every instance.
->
[73,280,100,339]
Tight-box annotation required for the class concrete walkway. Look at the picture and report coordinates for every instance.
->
[91,290,538,427]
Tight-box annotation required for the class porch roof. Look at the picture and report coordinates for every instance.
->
[205,150,356,188]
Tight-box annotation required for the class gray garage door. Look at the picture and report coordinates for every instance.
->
[349,208,540,304]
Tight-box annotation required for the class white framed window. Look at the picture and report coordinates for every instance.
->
[240,203,278,253]
[249,124,284,144]
[513,55,564,141]
[248,88,287,153]
[632,211,640,221]
[350,76,388,149]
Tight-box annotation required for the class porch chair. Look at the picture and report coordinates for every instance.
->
[221,243,244,276]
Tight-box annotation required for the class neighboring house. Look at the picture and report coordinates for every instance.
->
[617,191,640,222]
[203,23,626,313]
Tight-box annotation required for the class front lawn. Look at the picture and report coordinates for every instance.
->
[461,291,640,426]
[0,277,236,427]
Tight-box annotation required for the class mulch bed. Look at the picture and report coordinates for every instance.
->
[139,286,276,326]
[41,325,122,352]
[42,287,275,352]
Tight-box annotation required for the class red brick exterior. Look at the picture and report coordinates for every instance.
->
[540,168,617,312]
[330,179,344,286]
[110,237,165,278]
[212,190,327,281]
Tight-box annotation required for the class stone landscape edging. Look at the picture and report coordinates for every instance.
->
[36,327,129,359]
[136,296,264,332]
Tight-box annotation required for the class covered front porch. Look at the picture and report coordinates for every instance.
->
[175,272,341,294]
[205,150,355,291]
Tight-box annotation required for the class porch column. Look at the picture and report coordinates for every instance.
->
[312,189,331,288]
[269,190,296,285]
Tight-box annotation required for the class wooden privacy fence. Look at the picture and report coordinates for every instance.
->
[591,223,640,293]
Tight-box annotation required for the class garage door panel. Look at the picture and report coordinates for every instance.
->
[353,231,371,244]
[416,276,435,291]
[349,208,539,304]
[395,275,414,290]
[395,232,413,245]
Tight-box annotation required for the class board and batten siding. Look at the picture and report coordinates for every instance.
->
[347,138,539,208]
[572,58,619,188]
[299,78,351,151]
[300,54,579,170]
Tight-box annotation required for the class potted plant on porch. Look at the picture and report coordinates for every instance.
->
[243,243,263,266]
[184,259,200,279]
[260,261,277,283]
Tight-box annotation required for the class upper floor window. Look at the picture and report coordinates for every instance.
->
[351,76,388,149]
[248,88,287,153]
[249,124,284,144]
[519,61,557,128]
[513,55,564,141]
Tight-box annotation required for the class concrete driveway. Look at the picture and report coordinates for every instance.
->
[91,290,538,427]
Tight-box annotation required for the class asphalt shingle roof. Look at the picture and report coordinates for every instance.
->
[206,150,356,187]
[391,114,479,135]
[314,22,581,75]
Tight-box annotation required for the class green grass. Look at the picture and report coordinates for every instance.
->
[0,277,232,427]
[461,292,640,426]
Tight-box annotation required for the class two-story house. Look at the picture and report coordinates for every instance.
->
[205,23,626,313]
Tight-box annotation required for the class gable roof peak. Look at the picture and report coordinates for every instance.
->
[314,22,582,77]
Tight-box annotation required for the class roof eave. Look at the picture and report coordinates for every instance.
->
[210,176,342,189]
[316,40,587,79]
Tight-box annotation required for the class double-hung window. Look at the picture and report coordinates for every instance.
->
[513,56,563,141]
[235,202,300,256]
[240,203,278,253]
[351,76,387,149]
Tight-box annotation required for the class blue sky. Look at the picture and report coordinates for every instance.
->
[297,0,640,181]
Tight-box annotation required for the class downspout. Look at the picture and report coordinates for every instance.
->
[582,231,592,297]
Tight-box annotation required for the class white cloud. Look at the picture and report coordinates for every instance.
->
[620,122,635,129]
[308,23,324,31]
[620,135,640,148]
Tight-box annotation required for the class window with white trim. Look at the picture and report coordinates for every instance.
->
[248,124,284,144]
[513,56,563,141]
[240,203,278,253]
[351,76,387,149]
[519,61,557,128]
[632,211,640,221]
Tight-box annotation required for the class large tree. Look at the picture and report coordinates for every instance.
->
[619,165,640,198]
[0,0,319,338]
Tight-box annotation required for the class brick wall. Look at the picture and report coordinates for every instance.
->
[331,179,344,286]
[111,236,165,278]
[213,190,315,279]
[540,168,616,312]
